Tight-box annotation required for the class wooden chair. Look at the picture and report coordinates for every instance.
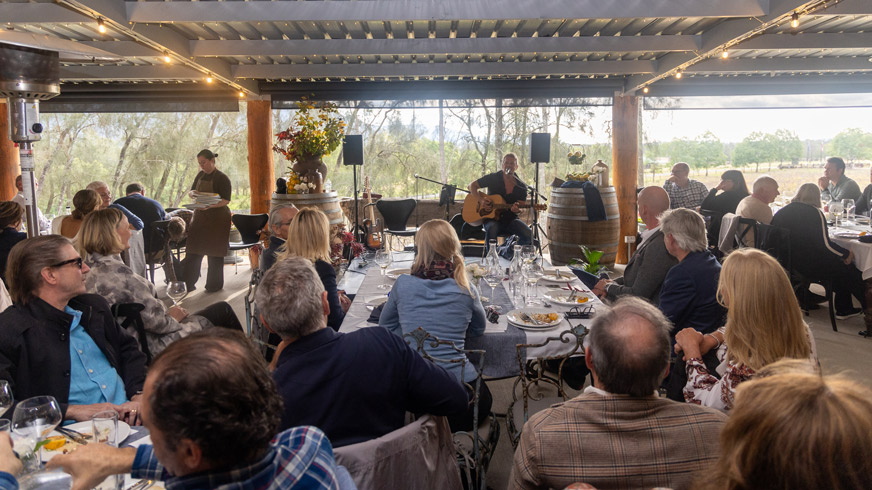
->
[506,324,588,449]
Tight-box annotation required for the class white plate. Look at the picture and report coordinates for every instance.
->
[386,268,411,280]
[834,232,861,239]
[364,295,389,311]
[182,203,209,209]
[506,308,563,329]
[41,421,131,461]
[538,270,578,284]
[543,290,595,306]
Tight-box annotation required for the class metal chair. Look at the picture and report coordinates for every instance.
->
[403,327,499,490]
[376,199,418,251]
[229,213,269,274]
[243,267,280,360]
[111,303,152,365]
[506,324,588,449]
[145,219,171,284]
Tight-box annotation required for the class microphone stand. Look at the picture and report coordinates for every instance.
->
[519,164,549,256]
[415,174,469,221]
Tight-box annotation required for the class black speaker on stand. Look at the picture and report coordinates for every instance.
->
[529,133,551,256]
[343,135,364,243]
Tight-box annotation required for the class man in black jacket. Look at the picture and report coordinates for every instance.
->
[0,235,146,423]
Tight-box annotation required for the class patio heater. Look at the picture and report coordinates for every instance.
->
[0,42,59,237]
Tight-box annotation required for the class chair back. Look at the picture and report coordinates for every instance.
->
[376,199,417,231]
[231,213,269,245]
[111,303,151,364]
[145,219,171,256]
[735,217,758,248]
[507,325,588,448]
[334,414,463,490]
[754,223,791,272]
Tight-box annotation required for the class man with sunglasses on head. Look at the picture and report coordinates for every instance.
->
[0,235,147,425]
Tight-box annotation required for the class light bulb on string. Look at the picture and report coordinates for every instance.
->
[97,18,106,34]
[643,87,649,94]
[791,12,800,28]
[675,71,682,79]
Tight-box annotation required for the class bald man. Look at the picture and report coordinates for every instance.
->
[663,162,708,209]
[735,176,779,247]
[593,187,678,304]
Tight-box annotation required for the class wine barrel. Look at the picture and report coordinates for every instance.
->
[271,191,344,225]
[546,187,620,267]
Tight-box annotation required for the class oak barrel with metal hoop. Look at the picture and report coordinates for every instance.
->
[546,186,620,267]
[271,191,344,225]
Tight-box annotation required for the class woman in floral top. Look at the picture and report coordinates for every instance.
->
[674,248,816,411]
[78,209,242,358]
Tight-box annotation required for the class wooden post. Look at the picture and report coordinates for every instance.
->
[0,102,20,201]
[612,94,640,265]
[246,99,274,216]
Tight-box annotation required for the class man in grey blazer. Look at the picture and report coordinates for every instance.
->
[593,186,677,304]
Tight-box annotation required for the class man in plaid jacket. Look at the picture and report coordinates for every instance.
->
[510,297,726,490]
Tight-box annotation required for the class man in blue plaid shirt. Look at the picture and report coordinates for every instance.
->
[48,329,354,490]
[663,162,709,210]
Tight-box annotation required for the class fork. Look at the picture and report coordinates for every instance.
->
[520,311,545,325]
[127,479,154,490]
[56,426,90,445]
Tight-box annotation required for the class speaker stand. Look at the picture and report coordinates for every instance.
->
[529,161,549,257]
[352,164,362,243]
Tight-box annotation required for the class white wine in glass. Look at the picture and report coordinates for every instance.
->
[374,249,393,290]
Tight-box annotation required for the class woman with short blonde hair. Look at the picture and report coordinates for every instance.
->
[80,208,241,357]
[276,208,347,330]
[674,248,816,411]
[380,219,489,432]
[698,367,872,489]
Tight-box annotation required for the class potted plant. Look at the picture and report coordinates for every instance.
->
[273,96,346,187]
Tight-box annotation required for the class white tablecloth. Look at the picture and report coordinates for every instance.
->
[339,256,602,378]
[829,222,872,280]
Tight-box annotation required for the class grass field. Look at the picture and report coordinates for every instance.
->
[640,162,870,201]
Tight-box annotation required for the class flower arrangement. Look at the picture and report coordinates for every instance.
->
[273,97,346,180]
[465,263,487,280]
[330,224,364,270]
[286,169,315,194]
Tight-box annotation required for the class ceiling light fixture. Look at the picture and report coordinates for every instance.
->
[238,91,245,98]
[675,71,682,79]
[97,18,107,34]
[163,52,171,63]
[643,87,649,94]
[205,74,213,83]
[790,12,800,28]
[721,50,729,59]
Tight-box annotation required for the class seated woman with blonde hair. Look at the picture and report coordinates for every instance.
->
[60,189,102,239]
[674,248,817,411]
[276,208,350,330]
[79,208,242,357]
[379,219,488,431]
[697,360,872,489]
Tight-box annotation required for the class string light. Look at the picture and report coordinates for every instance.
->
[238,91,245,98]
[163,52,171,63]
[643,87,649,94]
[721,50,729,59]
[205,74,213,83]
[790,12,799,28]
[675,71,682,79]
[97,18,106,34]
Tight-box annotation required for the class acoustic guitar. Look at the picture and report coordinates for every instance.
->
[362,176,382,250]
[462,193,547,226]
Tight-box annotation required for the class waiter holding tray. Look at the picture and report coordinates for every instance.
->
[182,149,232,292]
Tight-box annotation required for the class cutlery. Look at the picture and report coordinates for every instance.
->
[127,479,153,490]
[519,311,545,325]
[55,427,90,445]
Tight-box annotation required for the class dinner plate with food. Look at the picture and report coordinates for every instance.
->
[538,269,579,284]
[506,308,563,330]
[834,231,863,239]
[41,421,131,461]
[385,268,411,280]
[543,290,595,306]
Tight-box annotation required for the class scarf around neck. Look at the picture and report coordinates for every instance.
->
[412,259,455,281]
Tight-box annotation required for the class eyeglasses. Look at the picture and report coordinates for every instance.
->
[50,257,84,269]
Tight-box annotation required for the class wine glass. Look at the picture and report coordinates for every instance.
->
[523,261,544,306]
[830,201,844,227]
[374,248,392,290]
[520,245,536,266]
[0,380,12,418]
[842,199,856,222]
[12,396,62,471]
[482,261,503,306]
[167,281,187,306]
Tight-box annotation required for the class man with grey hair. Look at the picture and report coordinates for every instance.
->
[658,208,725,340]
[260,205,298,272]
[258,256,468,447]
[510,297,726,490]
[735,175,779,246]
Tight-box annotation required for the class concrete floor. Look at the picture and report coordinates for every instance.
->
[161,256,872,490]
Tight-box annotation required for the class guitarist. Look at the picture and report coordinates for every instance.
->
[467,152,533,252]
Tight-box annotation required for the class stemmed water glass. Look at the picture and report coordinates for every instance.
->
[374,248,393,290]
[842,199,856,222]
[830,201,845,227]
[167,281,187,306]
[11,396,62,472]
[482,260,503,305]
[0,380,12,418]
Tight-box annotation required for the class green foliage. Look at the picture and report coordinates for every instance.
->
[827,128,872,163]
[568,245,608,274]
[273,98,347,162]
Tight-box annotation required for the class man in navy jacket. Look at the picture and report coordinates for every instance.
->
[258,256,468,447]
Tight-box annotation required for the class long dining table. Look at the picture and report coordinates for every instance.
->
[338,254,602,378]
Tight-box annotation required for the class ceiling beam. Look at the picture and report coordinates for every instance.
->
[643,74,872,97]
[190,35,700,58]
[233,60,656,79]
[735,32,872,50]
[60,65,202,81]
[624,0,829,94]
[127,0,767,23]
[80,41,164,58]
[0,3,91,23]
[689,57,872,73]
